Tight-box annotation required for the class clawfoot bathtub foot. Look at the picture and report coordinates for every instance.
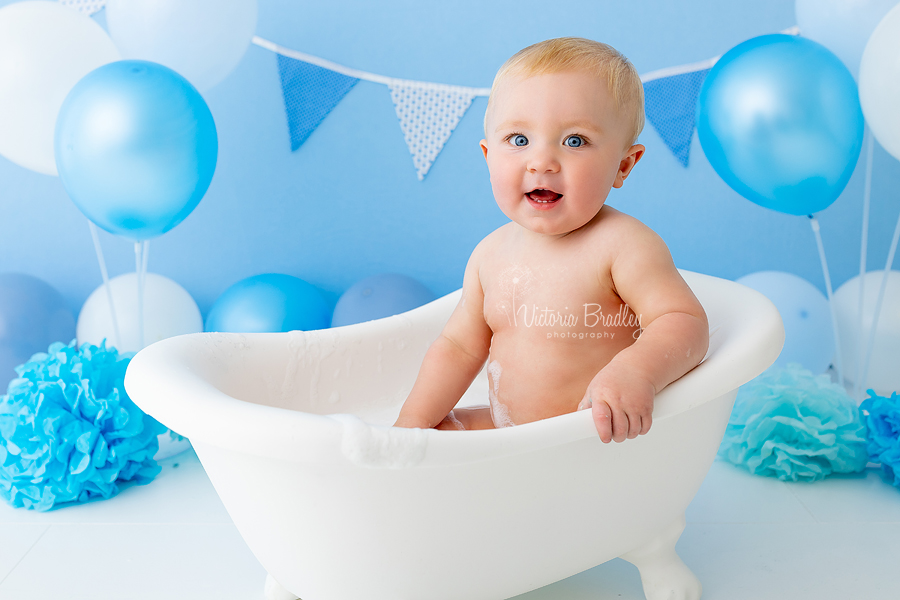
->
[265,574,300,600]
[619,515,702,600]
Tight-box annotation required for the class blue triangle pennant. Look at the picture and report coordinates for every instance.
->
[276,54,360,151]
[643,68,711,167]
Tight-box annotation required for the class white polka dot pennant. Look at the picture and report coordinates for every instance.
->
[59,0,107,16]
[388,80,478,180]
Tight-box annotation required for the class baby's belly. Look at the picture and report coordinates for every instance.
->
[485,328,636,427]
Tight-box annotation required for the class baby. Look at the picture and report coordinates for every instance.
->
[393,37,709,443]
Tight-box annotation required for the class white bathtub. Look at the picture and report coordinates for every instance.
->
[124,270,783,600]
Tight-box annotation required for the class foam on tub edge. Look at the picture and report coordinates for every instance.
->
[329,414,428,468]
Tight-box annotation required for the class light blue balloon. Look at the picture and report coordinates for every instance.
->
[736,271,834,374]
[205,274,332,333]
[0,273,75,392]
[796,0,900,80]
[697,34,864,216]
[331,273,435,327]
[55,60,218,241]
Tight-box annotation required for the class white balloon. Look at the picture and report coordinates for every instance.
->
[106,0,258,92]
[77,272,202,354]
[859,3,900,161]
[0,1,120,175]
[736,271,834,375]
[795,0,899,80]
[834,271,900,396]
[58,0,106,17]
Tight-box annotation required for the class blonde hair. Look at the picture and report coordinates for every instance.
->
[484,37,645,148]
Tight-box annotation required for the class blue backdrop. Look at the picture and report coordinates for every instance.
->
[1,0,898,320]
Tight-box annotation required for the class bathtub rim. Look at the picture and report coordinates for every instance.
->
[123,269,784,467]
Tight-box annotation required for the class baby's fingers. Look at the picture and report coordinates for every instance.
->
[627,412,643,439]
[640,413,653,435]
[611,406,629,443]
[577,395,592,411]
[592,400,613,443]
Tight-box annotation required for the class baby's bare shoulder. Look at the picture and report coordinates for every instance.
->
[468,223,513,267]
[487,221,518,245]
[579,207,666,275]
[593,206,661,247]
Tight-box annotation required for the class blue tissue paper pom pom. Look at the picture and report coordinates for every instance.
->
[0,340,166,511]
[718,363,868,482]
[859,390,900,489]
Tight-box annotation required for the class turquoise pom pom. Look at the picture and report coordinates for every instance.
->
[859,390,900,489]
[718,363,868,482]
[0,340,166,511]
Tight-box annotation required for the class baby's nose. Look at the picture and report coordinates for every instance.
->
[527,147,560,173]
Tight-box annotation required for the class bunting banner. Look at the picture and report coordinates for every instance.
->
[258,26,799,179]
[258,36,490,180]
[264,34,718,176]
[388,81,477,180]
[642,59,717,167]
[277,54,359,151]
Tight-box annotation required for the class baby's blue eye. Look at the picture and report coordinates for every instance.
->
[510,134,528,147]
[565,135,584,148]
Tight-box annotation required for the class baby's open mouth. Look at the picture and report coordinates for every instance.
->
[526,189,562,203]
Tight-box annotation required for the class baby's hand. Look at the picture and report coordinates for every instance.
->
[577,363,656,443]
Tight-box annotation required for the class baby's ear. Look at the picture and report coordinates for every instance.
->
[480,139,489,162]
[613,144,645,188]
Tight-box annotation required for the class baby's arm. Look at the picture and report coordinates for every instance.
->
[581,225,709,443]
[393,241,493,429]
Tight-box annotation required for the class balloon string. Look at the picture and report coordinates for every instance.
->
[854,128,874,401]
[860,203,900,398]
[808,215,843,388]
[141,240,149,347]
[142,240,150,276]
[134,242,145,351]
[88,221,121,350]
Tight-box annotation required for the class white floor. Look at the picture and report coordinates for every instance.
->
[1,450,898,600]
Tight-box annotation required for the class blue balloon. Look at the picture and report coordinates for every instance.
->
[55,60,218,241]
[697,34,864,215]
[736,271,834,374]
[0,273,75,391]
[332,273,435,327]
[205,274,332,333]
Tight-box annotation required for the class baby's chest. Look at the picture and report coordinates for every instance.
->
[481,263,627,334]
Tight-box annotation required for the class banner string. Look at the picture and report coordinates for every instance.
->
[253,36,492,95]
[252,26,799,90]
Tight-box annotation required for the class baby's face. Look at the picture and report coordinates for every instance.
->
[481,71,643,237]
